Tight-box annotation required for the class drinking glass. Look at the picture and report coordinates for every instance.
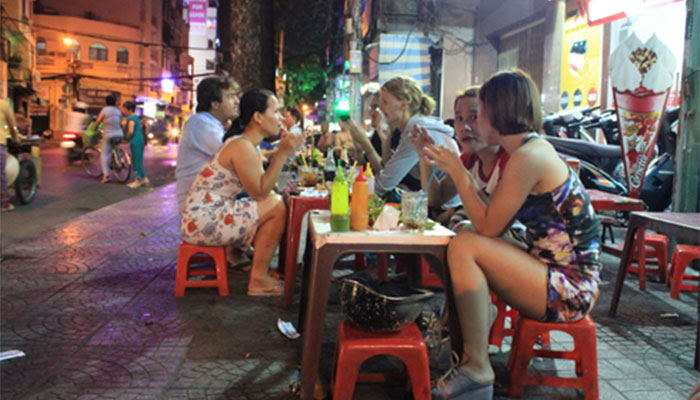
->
[401,190,428,232]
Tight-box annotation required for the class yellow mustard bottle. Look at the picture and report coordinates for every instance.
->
[350,166,369,231]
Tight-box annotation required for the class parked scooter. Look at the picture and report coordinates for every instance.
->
[542,105,679,211]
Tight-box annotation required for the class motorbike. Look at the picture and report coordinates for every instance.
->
[542,105,679,211]
[61,121,101,163]
[6,137,43,204]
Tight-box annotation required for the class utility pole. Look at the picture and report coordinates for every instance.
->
[345,0,363,122]
[673,0,699,212]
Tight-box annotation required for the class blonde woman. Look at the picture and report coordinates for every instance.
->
[343,76,454,201]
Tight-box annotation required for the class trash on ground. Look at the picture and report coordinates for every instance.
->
[660,312,679,318]
[277,318,300,339]
[0,350,26,361]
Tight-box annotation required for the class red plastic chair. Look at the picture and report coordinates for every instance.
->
[488,293,549,350]
[667,244,700,298]
[332,321,431,400]
[174,242,228,296]
[603,232,668,290]
[507,315,598,400]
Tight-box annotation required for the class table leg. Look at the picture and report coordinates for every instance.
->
[608,218,642,317]
[436,251,463,359]
[283,200,300,308]
[300,246,339,400]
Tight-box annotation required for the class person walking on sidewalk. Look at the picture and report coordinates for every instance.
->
[181,89,306,296]
[123,101,149,188]
[0,98,19,212]
[426,69,601,400]
[176,76,240,214]
[94,94,125,183]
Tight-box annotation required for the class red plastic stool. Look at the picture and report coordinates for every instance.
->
[332,321,431,400]
[668,244,700,298]
[174,242,228,296]
[603,232,668,290]
[507,315,598,400]
[488,293,550,350]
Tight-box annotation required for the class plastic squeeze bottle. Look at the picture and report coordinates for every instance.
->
[350,166,369,231]
[365,163,375,197]
[330,164,350,232]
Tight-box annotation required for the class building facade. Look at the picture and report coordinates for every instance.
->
[33,0,192,136]
[1,0,39,134]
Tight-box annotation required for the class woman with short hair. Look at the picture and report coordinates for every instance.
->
[426,70,601,399]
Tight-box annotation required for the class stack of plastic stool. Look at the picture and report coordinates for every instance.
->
[175,242,228,296]
[332,320,431,400]
[667,244,700,298]
[603,232,668,290]
[488,293,549,350]
[508,315,598,400]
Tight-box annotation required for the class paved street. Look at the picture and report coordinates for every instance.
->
[1,142,178,247]
[0,183,698,399]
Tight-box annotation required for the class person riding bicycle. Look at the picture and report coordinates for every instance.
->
[94,94,124,183]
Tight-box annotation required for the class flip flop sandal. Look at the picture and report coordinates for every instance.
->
[247,283,283,297]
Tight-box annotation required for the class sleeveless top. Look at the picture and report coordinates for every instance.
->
[515,133,601,269]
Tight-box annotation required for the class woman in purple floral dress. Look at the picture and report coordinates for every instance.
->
[423,70,601,400]
[181,89,306,296]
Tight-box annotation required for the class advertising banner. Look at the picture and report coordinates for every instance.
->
[559,14,602,110]
[189,0,207,34]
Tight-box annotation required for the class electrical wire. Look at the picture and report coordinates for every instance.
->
[364,22,419,65]
[2,15,214,51]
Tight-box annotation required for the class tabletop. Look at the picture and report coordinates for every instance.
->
[587,189,645,213]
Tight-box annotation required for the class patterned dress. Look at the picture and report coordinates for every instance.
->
[180,137,258,249]
[515,134,602,322]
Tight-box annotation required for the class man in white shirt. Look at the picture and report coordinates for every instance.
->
[175,76,240,213]
[283,107,303,134]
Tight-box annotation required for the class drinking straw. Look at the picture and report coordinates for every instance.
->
[300,147,309,168]
[414,164,438,217]
[348,160,358,179]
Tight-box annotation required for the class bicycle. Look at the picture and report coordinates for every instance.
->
[81,137,132,183]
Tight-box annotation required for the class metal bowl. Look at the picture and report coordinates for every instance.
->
[340,278,435,333]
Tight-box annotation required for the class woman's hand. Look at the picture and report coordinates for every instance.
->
[423,142,462,176]
[278,128,306,157]
[408,125,435,158]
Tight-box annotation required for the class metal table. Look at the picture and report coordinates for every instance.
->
[607,211,700,370]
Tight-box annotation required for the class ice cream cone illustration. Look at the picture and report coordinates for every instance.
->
[608,33,676,198]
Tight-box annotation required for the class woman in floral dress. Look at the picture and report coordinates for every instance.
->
[181,89,306,296]
[424,70,601,400]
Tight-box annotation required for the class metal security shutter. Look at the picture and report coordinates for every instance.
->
[497,19,546,92]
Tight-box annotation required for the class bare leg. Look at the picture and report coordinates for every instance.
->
[248,193,287,292]
[447,230,548,383]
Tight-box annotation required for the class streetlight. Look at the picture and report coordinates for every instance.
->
[63,37,80,103]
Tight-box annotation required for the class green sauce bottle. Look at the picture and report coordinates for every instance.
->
[330,164,350,232]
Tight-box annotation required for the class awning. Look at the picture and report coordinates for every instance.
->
[378,33,431,93]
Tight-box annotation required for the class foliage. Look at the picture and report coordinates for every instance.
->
[281,55,327,108]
